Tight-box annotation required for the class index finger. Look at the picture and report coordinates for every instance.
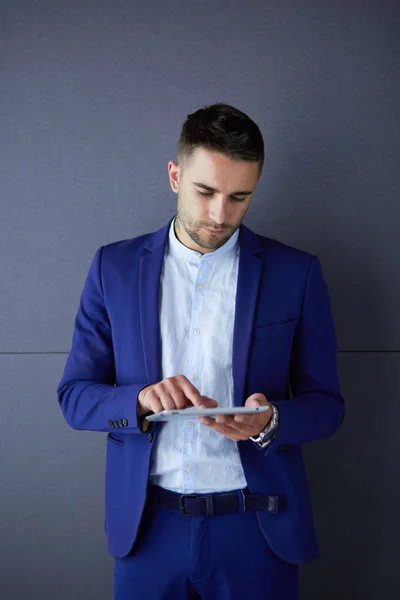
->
[179,378,217,408]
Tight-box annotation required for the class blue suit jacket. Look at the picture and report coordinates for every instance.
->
[57,217,345,564]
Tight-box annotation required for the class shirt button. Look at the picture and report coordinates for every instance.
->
[198,283,204,289]
[191,374,198,381]
[185,466,192,473]
[194,328,200,335]
[188,421,195,428]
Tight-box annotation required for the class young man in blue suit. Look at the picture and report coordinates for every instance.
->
[57,103,345,599]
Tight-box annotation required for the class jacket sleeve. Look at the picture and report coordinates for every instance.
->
[57,247,148,433]
[262,256,345,455]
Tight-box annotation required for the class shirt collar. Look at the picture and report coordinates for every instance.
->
[168,216,240,262]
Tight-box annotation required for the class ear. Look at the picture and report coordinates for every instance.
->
[168,160,180,193]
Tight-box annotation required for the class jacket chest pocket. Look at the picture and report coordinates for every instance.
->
[253,319,297,342]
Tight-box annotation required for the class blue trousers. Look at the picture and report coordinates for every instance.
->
[114,489,298,600]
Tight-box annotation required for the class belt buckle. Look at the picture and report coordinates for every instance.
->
[179,494,198,516]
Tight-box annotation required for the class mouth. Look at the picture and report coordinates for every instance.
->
[203,227,226,235]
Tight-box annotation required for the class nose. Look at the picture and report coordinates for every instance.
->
[209,197,227,226]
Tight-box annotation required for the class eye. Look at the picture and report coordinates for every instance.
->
[196,190,245,202]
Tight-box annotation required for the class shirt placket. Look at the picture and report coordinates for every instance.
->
[181,254,212,492]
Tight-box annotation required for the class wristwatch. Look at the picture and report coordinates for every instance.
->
[250,403,280,448]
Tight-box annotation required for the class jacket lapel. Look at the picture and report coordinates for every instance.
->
[139,218,172,386]
[232,225,262,407]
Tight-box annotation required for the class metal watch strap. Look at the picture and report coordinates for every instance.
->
[250,403,279,447]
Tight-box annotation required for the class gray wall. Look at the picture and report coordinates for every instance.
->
[1,1,399,598]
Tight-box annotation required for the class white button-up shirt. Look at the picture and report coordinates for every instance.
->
[149,216,248,493]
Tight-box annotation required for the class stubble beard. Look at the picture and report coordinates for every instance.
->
[176,212,232,251]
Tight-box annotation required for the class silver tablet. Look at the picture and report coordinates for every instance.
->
[145,405,270,422]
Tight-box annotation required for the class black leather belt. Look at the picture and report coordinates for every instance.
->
[149,485,281,516]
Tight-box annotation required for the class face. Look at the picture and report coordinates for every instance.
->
[168,147,261,254]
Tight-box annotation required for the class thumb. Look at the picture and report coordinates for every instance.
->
[245,393,267,407]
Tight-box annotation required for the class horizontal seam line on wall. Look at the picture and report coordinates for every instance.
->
[338,350,400,353]
[0,352,69,355]
[0,350,400,355]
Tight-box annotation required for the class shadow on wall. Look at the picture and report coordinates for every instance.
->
[265,132,390,599]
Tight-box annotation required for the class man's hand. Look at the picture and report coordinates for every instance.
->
[198,393,272,442]
[137,374,218,417]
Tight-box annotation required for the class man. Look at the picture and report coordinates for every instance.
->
[57,102,345,599]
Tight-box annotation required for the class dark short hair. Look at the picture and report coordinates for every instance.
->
[177,102,264,176]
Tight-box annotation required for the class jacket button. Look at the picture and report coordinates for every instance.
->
[148,432,154,443]
[109,420,114,428]
[113,420,118,428]
[118,419,123,427]
[122,418,128,427]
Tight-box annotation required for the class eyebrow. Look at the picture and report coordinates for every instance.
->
[193,181,253,197]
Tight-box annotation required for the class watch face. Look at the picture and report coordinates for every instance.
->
[259,424,278,445]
